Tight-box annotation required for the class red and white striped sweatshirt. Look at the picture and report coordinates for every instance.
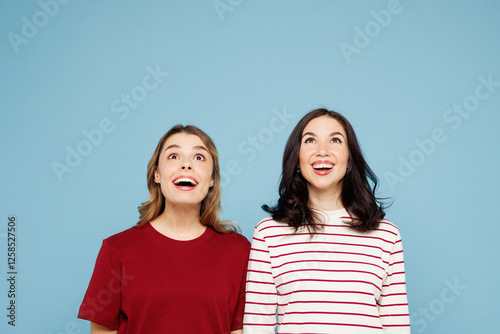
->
[243,208,410,333]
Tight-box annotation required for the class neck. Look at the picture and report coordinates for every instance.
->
[308,186,344,211]
[151,202,206,240]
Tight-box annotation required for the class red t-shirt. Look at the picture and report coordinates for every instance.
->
[78,223,250,333]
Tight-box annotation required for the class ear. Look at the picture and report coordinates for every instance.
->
[154,168,160,183]
[209,179,214,187]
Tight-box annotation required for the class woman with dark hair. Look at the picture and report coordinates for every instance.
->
[243,109,410,333]
[78,125,250,334]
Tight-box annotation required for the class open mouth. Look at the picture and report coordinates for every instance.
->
[311,162,334,175]
[312,163,334,171]
[173,177,198,188]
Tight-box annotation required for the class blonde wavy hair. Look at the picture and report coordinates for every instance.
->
[137,125,238,233]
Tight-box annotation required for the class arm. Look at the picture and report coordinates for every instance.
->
[78,240,122,330]
[378,229,411,333]
[243,225,278,333]
[231,330,243,334]
[91,322,118,334]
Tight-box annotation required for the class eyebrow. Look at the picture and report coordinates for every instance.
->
[164,144,209,152]
[302,131,345,138]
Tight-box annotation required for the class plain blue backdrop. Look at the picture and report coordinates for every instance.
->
[1,0,499,333]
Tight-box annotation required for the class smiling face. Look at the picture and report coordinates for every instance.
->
[299,115,350,201]
[154,132,214,209]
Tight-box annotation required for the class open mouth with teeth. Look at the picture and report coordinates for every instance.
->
[312,163,333,170]
[173,177,198,189]
[311,162,334,175]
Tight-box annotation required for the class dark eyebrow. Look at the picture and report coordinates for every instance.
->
[302,132,316,138]
[330,131,345,138]
[302,131,345,138]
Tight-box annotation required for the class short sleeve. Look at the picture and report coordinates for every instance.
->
[231,237,251,331]
[77,240,122,330]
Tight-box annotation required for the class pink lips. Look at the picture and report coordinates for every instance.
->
[172,175,198,191]
[311,160,334,176]
[174,184,196,191]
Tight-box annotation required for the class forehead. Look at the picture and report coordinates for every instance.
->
[162,132,208,151]
[303,116,346,135]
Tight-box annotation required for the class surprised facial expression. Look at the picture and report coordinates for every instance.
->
[154,133,214,209]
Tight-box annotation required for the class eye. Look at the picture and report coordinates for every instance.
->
[331,137,343,144]
[194,154,205,161]
[304,137,315,144]
[168,153,179,159]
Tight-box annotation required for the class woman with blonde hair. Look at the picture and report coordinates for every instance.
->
[79,125,250,334]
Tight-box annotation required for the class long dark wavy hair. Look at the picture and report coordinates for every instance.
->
[263,108,386,233]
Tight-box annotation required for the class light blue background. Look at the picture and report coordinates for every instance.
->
[1,0,499,333]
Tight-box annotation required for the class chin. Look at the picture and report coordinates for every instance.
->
[172,200,202,207]
[308,182,342,193]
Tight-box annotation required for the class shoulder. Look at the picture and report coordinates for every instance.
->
[254,216,294,238]
[255,216,275,230]
[211,230,251,264]
[104,224,148,248]
[255,216,285,230]
[212,229,251,250]
[375,218,402,241]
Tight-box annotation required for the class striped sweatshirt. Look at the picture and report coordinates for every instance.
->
[243,208,410,333]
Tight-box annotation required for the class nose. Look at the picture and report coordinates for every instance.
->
[181,161,192,170]
[316,140,329,156]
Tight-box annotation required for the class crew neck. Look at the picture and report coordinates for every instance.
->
[312,207,350,225]
[145,222,214,248]
[313,207,348,216]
